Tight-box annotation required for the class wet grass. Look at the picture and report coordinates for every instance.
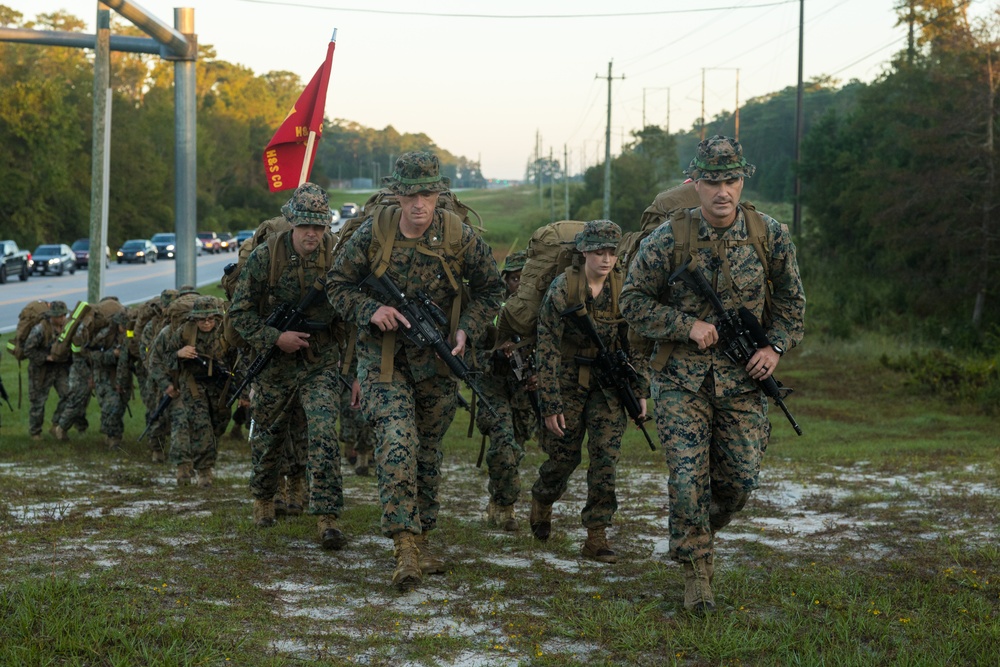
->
[1,336,999,665]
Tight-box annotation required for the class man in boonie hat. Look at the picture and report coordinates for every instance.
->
[618,135,806,614]
[500,249,527,297]
[25,301,71,440]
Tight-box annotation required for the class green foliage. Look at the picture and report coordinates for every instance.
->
[881,348,1000,414]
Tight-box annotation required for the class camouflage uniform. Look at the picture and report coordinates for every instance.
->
[338,348,375,475]
[230,182,345,543]
[475,250,537,526]
[23,301,71,437]
[54,301,93,437]
[148,297,227,485]
[529,222,645,548]
[619,136,805,610]
[84,306,128,446]
[326,153,504,546]
[140,291,177,459]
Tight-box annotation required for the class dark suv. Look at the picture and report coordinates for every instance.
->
[71,238,110,269]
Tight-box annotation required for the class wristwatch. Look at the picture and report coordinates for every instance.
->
[770,343,784,356]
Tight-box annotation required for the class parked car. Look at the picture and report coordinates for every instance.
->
[340,202,359,219]
[116,239,158,264]
[31,244,77,276]
[197,231,222,254]
[217,232,235,253]
[70,238,111,269]
[0,239,31,283]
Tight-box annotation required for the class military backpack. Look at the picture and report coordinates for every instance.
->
[5,300,50,362]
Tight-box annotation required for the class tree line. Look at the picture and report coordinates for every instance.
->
[0,6,484,251]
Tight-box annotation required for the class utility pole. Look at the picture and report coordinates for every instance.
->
[564,144,570,220]
[597,60,624,220]
[536,130,543,207]
[643,87,670,130]
[793,0,804,236]
[549,147,556,222]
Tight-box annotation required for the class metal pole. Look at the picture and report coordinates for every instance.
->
[88,4,110,304]
[564,144,570,220]
[174,7,197,289]
[735,69,740,140]
[793,0,804,236]
[700,68,706,140]
[603,61,613,220]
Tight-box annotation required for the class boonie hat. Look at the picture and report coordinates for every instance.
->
[281,182,332,227]
[189,296,223,320]
[575,220,622,252]
[685,135,756,182]
[382,151,451,196]
[502,250,527,274]
[47,300,69,318]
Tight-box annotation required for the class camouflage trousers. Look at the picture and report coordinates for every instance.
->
[167,379,218,472]
[360,369,457,537]
[56,357,92,432]
[530,383,625,529]
[654,374,770,563]
[250,365,342,517]
[339,380,373,456]
[475,372,536,507]
[27,363,70,436]
[141,372,171,450]
[93,366,125,439]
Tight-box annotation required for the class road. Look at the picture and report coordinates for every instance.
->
[0,251,237,333]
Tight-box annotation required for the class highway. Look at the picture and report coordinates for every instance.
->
[0,251,237,333]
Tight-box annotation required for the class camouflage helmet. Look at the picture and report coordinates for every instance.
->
[47,300,69,318]
[382,151,451,196]
[502,250,527,274]
[575,219,622,252]
[685,135,756,182]
[189,296,223,320]
[281,182,332,227]
[159,289,179,307]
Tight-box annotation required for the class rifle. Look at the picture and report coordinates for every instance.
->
[226,281,326,408]
[360,271,497,418]
[497,336,542,424]
[0,374,12,412]
[138,393,171,442]
[668,259,802,436]
[561,303,656,451]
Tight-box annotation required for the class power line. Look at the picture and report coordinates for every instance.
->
[235,0,799,19]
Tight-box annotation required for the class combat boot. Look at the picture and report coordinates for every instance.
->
[498,503,519,532]
[485,499,499,526]
[354,451,371,476]
[52,425,69,441]
[176,462,194,486]
[30,434,41,441]
[391,533,422,591]
[581,526,618,564]
[286,475,307,516]
[683,558,716,614]
[106,436,122,450]
[227,423,244,442]
[317,515,347,550]
[151,449,166,464]
[253,498,276,528]
[196,468,214,489]
[413,533,446,575]
[273,479,288,517]
[529,497,552,541]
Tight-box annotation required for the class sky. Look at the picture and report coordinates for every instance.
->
[5,1,990,180]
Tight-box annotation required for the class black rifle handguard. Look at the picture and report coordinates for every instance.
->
[668,259,802,435]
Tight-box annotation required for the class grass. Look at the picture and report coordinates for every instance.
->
[1,332,998,666]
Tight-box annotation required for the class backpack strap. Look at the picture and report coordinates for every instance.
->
[370,208,471,382]
[650,204,773,372]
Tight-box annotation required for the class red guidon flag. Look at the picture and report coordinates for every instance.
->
[263,33,337,193]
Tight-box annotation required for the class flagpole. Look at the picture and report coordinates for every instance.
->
[299,30,337,186]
